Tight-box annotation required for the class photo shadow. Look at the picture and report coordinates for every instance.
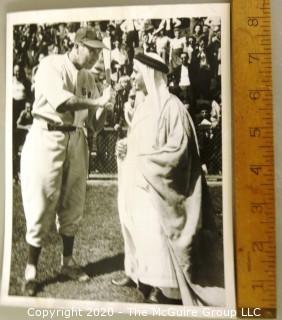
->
[84,252,125,277]
[35,252,125,294]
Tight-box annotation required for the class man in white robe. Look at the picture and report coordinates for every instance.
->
[114,52,225,306]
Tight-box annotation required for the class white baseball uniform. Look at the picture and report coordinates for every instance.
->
[21,53,100,248]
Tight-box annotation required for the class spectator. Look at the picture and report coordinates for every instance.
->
[184,35,196,65]
[196,106,212,175]
[140,33,152,53]
[60,36,72,54]
[139,19,154,39]
[154,28,170,65]
[48,44,60,55]
[153,18,181,37]
[45,24,59,47]
[207,32,221,79]
[26,40,38,69]
[92,21,103,40]
[109,20,124,43]
[193,24,203,45]
[169,27,186,71]
[16,101,34,166]
[104,24,116,48]
[204,17,221,31]
[113,75,131,131]
[217,46,221,90]
[57,23,69,46]
[16,101,33,131]
[123,88,136,127]
[120,19,139,64]
[195,38,212,100]
[12,64,30,182]
[170,52,195,116]
[18,35,30,66]
[210,96,221,129]
[111,38,129,75]
[209,93,222,174]
[200,24,211,45]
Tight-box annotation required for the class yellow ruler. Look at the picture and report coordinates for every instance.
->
[232,0,276,318]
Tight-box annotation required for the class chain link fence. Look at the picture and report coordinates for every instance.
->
[88,128,121,175]
[88,126,222,179]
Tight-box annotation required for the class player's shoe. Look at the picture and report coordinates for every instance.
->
[60,258,90,282]
[22,279,38,297]
[111,275,136,287]
[145,287,182,305]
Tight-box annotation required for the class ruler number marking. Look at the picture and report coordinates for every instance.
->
[252,241,265,252]
[250,165,262,175]
[248,17,259,27]
[249,90,261,100]
[249,127,261,138]
[252,240,275,253]
[251,202,265,214]
[248,53,260,64]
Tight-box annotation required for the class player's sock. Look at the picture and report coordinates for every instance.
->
[25,245,41,280]
[61,235,75,265]
[27,244,41,266]
[60,236,89,281]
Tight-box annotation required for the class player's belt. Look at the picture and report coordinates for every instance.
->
[47,123,77,132]
[32,118,81,132]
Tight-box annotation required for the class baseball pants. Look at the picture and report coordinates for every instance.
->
[20,120,88,248]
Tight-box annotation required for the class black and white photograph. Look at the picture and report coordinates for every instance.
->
[2,3,235,316]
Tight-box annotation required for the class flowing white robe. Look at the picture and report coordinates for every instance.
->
[118,92,225,306]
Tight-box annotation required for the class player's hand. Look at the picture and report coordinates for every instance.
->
[116,138,127,160]
[104,102,115,111]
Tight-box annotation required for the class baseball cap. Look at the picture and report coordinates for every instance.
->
[75,27,107,49]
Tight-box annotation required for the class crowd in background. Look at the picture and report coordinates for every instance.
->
[12,17,222,181]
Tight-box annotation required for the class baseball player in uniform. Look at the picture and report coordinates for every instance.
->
[20,27,115,296]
